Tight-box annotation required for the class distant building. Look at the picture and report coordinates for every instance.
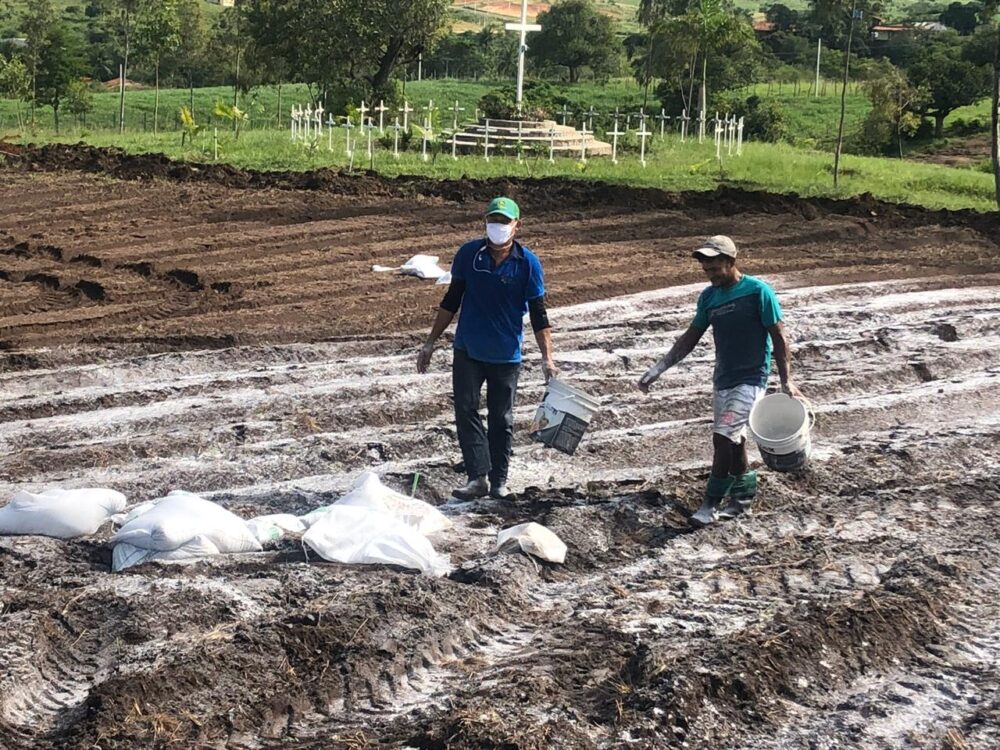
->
[871,20,948,42]
[0,37,28,49]
[871,24,908,42]
[752,19,777,36]
[206,0,236,7]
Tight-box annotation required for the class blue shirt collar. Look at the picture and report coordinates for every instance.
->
[480,239,524,260]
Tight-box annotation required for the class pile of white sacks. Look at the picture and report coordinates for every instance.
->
[0,472,566,576]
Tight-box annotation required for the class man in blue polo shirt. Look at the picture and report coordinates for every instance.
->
[417,197,558,500]
[637,235,803,526]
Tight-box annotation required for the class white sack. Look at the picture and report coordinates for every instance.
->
[302,505,451,577]
[0,488,127,539]
[399,254,448,280]
[110,491,261,554]
[305,471,452,535]
[110,499,161,527]
[497,522,567,564]
[246,513,306,546]
[113,535,221,572]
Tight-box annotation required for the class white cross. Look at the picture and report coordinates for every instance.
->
[680,108,689,142]
[450,100,465,131]
[504,0,542,114]
[391,117,402,159]
[400,101,413,132]
[638,121,651,167]
[483,119,494,162]
[314,104,325,140]
[607,117,624,165]
[290,106,300,141]
[375,100,388,133]
[342,116,354,157]
[422,111,432,162]
[303,105,313,139]
[737,116,745,156]
[365,118,376,159]
[357,101,369,129]
[579,122,590,163]
[327,113,335,151]
[585,106,599,132]
[557,105,572,126]
[715,116,723,159]
[699,108,707,144]
[547,127,556,163]
[656,108,670,138]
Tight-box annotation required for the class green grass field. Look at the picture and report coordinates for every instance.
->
[5,119,995,212]
[0,77,869,144]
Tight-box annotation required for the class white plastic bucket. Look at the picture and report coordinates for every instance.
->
[529,379,600,455]
[748,393,814,472]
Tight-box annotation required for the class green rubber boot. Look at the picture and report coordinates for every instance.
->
[718,471,758,520]
[690,476,734,527]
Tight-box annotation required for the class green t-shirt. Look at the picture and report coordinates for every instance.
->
[692,274,783,389]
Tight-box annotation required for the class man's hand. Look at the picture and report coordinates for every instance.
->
[542,358,559,383]
[416,342,434,374]
[780,380,803,399]
[637,364,662,393]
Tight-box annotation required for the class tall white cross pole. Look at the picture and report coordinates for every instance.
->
[505,0,542,116]
[608,116,624,165]
[375,100,388,134]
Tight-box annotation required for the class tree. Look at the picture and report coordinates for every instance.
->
[34,23,85,133]
[101,0,145,133]
[0,55,31,126]
[859,61,925,156]
[907,37,992,135]
[20,0,56,126]
[65,77,93,126]
[424,31,488,80]
[244,0,449,106]
[174,0,208,104]
[980,0,998,207]
[134,0,180,132]
[530,0,621,83]
[940,2,982,34]
[765,3,800,32]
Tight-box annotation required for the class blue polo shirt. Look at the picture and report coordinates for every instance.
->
[692,274,783,389]
[451,239,545,364]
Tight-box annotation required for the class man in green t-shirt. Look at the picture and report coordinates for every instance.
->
[637,235,803,526]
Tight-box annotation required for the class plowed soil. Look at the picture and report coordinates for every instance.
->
[1,145,999,750]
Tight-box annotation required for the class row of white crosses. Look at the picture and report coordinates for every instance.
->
[291,102,741,164]
[713,113,745,158]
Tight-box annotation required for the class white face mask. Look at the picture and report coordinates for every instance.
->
[486,222,515,246]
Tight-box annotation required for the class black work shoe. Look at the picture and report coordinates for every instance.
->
[452,476,488,501]
[689,497,720,527]
[489,483,512,499]
[717,496,752,520]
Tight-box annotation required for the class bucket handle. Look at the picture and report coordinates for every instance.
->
[797,395,816,430]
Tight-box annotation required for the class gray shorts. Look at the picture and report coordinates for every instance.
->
[713,384,766,443]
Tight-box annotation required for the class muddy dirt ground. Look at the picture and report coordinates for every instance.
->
[1,146,998,749]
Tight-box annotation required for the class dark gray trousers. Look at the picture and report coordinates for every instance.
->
[452,348,521,484]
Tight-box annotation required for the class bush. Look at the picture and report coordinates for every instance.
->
[948,116,988,136]
[477,80,560,120]
[713,94,788,143]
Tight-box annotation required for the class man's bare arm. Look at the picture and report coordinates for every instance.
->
[768,322,802,397]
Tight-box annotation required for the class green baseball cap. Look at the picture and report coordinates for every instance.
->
[486,196,520,220]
